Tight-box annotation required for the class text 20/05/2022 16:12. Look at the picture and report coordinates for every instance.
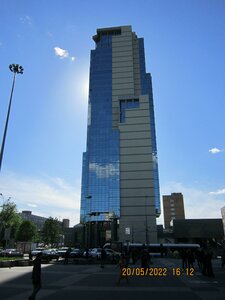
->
[121,267,195,277]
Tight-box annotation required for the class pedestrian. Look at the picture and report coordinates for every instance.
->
[116,253,128,284]
[124,249,130,266]
[28,252,42,300]
[64,249,70,265]
[180,249,188,269]
[29,252,33,261]
[100,248,107,268]
[205,248,214,277]
[160,243,164,257]
[85,248,89,259]
[141,249,150,270]
[195,248,203,270]
[131,249,137,265]
[187,249,195,269]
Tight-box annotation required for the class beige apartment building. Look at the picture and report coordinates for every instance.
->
[163,193,185,230]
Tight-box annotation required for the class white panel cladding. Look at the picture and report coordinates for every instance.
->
[112,72,133,79]
[120,188,155,198]
[120,154,153,164]
[112,61,134,68]
[113,82,134,90]
[121,26,132,33]
[120,196,155,206]
[112,56,133,63]
[121,206,155,216]
[120,139,151,148]
[125,109,150,118]
[120,170,153,180]
[120,179,155,188]
[132,34,141,95]
[112,66,134,74]
[118,93,157,243]
[112,26,142,129]
[120,146,151,155]
[110,26,157,242]
[113,77,134,85]
[112,51,133,58]
[120,131,150,140]
[112,45,133,53]
[112,89,134,96]
[112,40,133,48]
[120,162,153,171]
[119,124,150,132]
[120,117,150,125]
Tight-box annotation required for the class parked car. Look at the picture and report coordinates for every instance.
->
[0,249,23,257]
[105,249,121,259]
[31,248,45,257]
[90,248,102,259]
[69,249,83,258]
[41,249,60,262]
[57,247,69,258]
[83,249,92,258]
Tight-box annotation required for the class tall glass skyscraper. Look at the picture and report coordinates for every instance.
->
[80,26,160,244]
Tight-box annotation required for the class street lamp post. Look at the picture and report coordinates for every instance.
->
[0,64,24,172]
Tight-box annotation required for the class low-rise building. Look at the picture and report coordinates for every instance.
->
[173,218,224,244]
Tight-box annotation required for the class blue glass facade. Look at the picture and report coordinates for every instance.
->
[80,35,120,223]
[80,27,160,227]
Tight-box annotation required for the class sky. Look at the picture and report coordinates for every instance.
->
[0,0,224,227]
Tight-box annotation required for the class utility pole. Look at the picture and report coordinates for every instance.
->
[0,64,24,172]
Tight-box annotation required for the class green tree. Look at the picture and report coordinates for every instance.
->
[16,220,39,242]
[42,217,62,245]
[0,199,22,246]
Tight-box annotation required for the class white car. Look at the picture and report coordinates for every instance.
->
[90,248,102,259]
[31,248,44,256]
[105,249,121,258]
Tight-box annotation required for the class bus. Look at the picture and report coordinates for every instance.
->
[104,242,200,256]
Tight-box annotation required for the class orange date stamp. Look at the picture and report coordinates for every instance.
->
[121,267,195,277]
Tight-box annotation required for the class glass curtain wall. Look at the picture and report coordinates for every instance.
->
[80,34,120,223]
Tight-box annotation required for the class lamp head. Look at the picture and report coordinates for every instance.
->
[9,64,24,74]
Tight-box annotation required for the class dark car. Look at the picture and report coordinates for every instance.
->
[69,249,83,258]
[41,249,60,262]
[0,249,23,257]
[57,247,69,258]
[31,248,45,257]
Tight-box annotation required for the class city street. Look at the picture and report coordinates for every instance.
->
[0,257,224,300]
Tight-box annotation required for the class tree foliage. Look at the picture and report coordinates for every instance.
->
[0,199,22,244]
[42,217,62,245]
[16,220,39,242]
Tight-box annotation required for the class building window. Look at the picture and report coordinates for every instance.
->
[120,99,139,123]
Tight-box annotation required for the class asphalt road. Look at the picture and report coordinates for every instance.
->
[0,257,224,300]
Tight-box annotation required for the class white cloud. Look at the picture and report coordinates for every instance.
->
[157,181,224,226]
[27,203,37,208]
[209,147,224,154]
[54,47,75,61]
[46,31,53,37]
[209,189,225,195]
[20,15,32,25]
[0,171,80,226]
[54,47,69,58]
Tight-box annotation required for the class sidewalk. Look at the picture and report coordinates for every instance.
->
[0,257,224,300]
